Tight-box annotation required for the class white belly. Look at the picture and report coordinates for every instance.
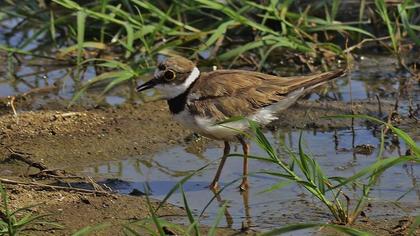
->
[173,110,244,140]
[173,88,305,140]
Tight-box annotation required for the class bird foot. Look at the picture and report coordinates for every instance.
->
[209,181,219,191]
[239,180,249,192]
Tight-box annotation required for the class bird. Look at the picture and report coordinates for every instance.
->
[136,56,345,191]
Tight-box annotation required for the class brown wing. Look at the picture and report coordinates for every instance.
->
[187,69,344,121]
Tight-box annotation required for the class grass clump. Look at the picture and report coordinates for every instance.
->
[0,0,419,101]
[246,114,419,225]
[126,114,418,234]
[0,183,62,236]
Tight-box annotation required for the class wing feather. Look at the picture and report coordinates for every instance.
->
[187,69,344,121]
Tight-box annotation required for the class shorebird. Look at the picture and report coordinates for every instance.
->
[137,56,344,191]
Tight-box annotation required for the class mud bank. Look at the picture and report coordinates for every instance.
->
[0,97,418,235]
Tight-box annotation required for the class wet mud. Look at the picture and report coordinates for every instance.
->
[1,97,418,235]
[0,54,419,235]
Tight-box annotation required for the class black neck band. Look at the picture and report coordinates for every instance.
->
[167,78,198,114]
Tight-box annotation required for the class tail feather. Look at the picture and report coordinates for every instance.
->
[278,69,346,94]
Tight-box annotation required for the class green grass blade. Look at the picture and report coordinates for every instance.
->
[196,0,277,35]
[298,132,311,179]
[375,0,398,52]
[76,10,87,67]
[256,170,294,180]
[258,180,293,194]
[207,203,227,236]
[155,163,210,212]
[408,215,420,236]
[198,178,240,218]
[331,156,416,189]
[261,223,372,236]
[180,187,200,236]
[49,10,56,44]
[398,5,420,45]
[259,223,322,235]
[14,213,61,230]
[9,203,44,217]
[101,71,135,94]
[131,0,199,32]
[70,71,129,105]
[215,116,246,125]
[198,20,235,52]
[144,189,166,236]
[123,22,134,57]
[0,183,13,235]
[123,225,145,236]
[307,24,374,38]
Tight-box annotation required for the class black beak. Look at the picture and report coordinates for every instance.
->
[136,79,157,92]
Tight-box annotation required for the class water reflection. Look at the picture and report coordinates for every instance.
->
[83,127,420,230]
[1,49,418,115]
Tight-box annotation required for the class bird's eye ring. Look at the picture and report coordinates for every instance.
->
[164,70,176,81]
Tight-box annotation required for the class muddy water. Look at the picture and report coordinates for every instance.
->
[1,47,419,233]
[83,127,419,231]
[79,55,419,232]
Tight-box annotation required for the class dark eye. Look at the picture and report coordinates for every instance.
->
[164,70,176,81]
[158,64,166,71]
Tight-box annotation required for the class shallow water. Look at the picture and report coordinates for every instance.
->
[78,55,419,232]
[1,52,418,113]
[2,46,419,232]
[83,126,419,231]
[1,20,419,232]
[1,8,419,235]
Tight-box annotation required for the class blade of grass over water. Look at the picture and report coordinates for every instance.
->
[180,187,200,236]
[155,163,211,213]
[207,203,227,236]
[76,10,86,69]
[330,156,418,188]
[1,1,419,234]
[247,120,348,223]
[198,178,241,218]
[246,114,418,225]
[261,223,372,236]
[347,128,385,223]
[144,186,166,236]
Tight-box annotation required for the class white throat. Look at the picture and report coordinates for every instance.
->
[155,67,200,99]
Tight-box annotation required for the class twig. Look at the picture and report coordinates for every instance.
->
[7,96,18,122]
[211,35,225,58]
[0,178,111,196]
[86,176,106,193]
[5,147,81,179]
[22,85,59,97]
[6,147,48,171]
[383,107,396,135]
[343,36,391,53]
[376,94,383,117]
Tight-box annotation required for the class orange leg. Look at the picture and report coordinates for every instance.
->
[241,188,252,231]
[210,187,233,227]
[209,141,230,190]
[238,137,249,191]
